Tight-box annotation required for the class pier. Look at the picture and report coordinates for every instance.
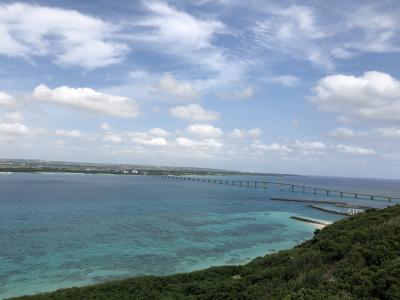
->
[152,175,400,203]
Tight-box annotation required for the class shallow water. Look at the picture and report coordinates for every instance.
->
[0,173,398,298]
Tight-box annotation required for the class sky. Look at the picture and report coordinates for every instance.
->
[1,0,400,178]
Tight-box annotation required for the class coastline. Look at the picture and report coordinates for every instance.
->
[9,206,399,300]
[0,211,320,299]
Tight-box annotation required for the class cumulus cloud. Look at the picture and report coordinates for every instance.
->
[251,142,292,153]
[176,137,222,149]
[229,128,262,138]
[293,140,326,151]
[158,74,198,100]
[328,127,356,140]
[170,104,219,121]
[102,133,123,143]
[0,122,35,136]
[186,124,223,138]
[0,91,15,107]
[55,129,82,138]
[309,71,400,122]
[133,137,167,146]
[33,84,138,118]
[147,128,171,137]
[126,128,171,146]
[4,112,24,122]
[0,3,128,69]
[336,144,375,155]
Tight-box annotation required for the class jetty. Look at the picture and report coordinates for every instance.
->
[153,175,400,203]
[308,205,353,216]
[270,197,350,205]
[290,216,332,226]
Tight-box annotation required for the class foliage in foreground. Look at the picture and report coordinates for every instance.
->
[13,205,400,300]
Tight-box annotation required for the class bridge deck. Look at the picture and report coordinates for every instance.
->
[153,175,400,203]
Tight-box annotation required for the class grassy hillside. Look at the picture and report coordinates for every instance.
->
[13,205,400,300]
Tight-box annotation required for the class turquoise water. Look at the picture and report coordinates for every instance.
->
[0,173,399,299]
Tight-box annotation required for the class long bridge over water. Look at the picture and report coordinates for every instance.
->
[153,175,400,203]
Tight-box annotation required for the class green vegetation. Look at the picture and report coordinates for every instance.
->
[12,205,400,299]
[0,158,292,176]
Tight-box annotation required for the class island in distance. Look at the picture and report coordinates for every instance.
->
[0,158,297,177]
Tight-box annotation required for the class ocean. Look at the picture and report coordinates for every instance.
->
[0,173,399,299]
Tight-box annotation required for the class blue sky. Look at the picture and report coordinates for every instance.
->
[1,0,400,178]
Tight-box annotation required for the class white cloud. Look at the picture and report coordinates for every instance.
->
[251,4,400,70]
[186,124,223,138]
[230,129,245,138]
[127,1,247,92]
[0,122,35,136]
[170,104,219,121]
[268,75,299,87]
[126,128,171,146]
[336,144,375,155]
[125,1,244,96]
[346,6,400,53]
[372,127,400,138]
[100,123,112,131]
[176,137,222,149]
[293,140,326,151]
[0,91,15,107]
[147,128,171,137]
[253,5,333,69]
[176,137,195,147]
[251,142,292,153]
[55,129,82,138]
[328,127,356,140]
[139,1,224,51]
[230,128,262,138]
[158,74,198,100]
[102,133,123,143]
[0,3,128,69]
[4,112,24,122]
[133,137,167,146]
[33,84,138,118]
[310,71,400,122]
[248,128,262,137]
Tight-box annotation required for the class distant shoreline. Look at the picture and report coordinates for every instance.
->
[0,158,300,177]
[0,168,299,177]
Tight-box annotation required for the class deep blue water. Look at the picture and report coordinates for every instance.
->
[0,173,399,299]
